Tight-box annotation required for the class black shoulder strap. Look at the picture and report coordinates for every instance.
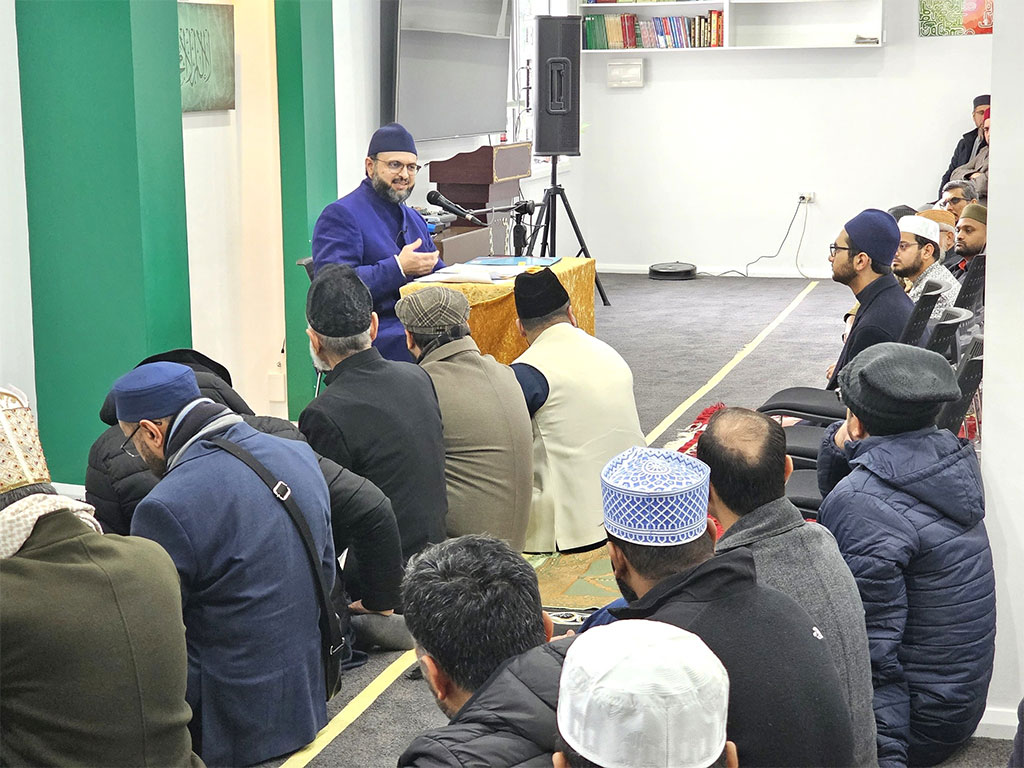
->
[208,438,345,680]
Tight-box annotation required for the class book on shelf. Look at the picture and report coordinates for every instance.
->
[584,10,724,50]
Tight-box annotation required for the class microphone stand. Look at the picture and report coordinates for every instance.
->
[468,200,536,258]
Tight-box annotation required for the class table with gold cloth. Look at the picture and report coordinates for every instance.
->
[399,257,596,364]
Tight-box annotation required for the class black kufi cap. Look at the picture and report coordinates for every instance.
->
[973,94,991,109]
[514,268,570,319]
[838,343,961,435]
[306,264,373,337]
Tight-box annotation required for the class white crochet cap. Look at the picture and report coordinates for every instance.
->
[557,620,729,768]
[898,215,941,246]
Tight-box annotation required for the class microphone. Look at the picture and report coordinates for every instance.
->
[427,190,486,227]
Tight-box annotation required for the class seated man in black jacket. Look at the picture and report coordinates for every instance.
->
[85,349,404,621]
[399,535,571,768]
[602,446,855,768]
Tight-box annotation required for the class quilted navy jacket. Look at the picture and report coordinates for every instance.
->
[817,424,996,768]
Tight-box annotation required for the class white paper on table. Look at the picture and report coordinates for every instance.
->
[415,264,495,284]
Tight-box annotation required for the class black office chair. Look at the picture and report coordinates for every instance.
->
[898,280,944,346]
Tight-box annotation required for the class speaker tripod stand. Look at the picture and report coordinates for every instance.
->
[526,156,610,306]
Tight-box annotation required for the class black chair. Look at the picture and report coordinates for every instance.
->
[937,353,983,435]
[898,280,944,346]
[758,387,846,424]
[785,468,822,520]
[760,285,946,423]
[297,256,315,282]
[785,425,830,470]
[924,306,973,358]
[954,253,986,314]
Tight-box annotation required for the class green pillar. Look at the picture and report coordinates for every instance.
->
[275,0,338,418]
[17,0,190,483]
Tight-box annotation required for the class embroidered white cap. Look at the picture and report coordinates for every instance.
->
[898,215,941,246]
[557,620,729,768]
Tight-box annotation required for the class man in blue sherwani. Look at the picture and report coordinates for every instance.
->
[112,362,335,767]
[312,122,444,361]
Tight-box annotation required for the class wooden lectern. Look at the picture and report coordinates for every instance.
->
[428,142,532,233]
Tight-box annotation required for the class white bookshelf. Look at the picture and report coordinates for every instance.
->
[578,0,884,52]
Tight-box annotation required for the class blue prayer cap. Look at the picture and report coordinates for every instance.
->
[844,209,900,266]
[111,362,200,423]
[602,447,710,546]
[367,122,417,157]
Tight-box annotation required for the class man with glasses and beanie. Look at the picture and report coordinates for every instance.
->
[312,122,445,361]
[826,209,911,389]
[113,362,335,767]
[939,94,989,194]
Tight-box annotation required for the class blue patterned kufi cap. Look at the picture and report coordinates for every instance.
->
[601,447,711,546]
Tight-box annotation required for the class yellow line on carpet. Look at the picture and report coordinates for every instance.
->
[644,281,819,447]
[281,650,418,768]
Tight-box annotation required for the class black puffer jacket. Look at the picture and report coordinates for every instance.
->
[86,370,255,535]
[85,361,404,610]
[398,637,572,768]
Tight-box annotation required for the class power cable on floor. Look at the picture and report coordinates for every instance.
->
[699,197,808,278]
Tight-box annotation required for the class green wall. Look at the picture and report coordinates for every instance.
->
[275,0,338,418]
[17,0,191,483]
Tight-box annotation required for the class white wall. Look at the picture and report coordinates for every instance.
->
[333,0,499,206]
[571,3,992,276]
[0,0,36,407]
[976,2,1024,737]
[182,0,287,417]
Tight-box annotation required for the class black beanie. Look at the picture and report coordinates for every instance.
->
[838,343,961,435]
[514,268,570,319]
[306,265,373,337]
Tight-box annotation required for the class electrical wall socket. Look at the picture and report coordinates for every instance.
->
[799,192,815,204]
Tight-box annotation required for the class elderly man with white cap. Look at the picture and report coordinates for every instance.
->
[893,215,960,320]
[555,619,737,768]
[598,446,854,767]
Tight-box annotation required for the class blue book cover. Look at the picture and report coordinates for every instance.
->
[465,256,562,267]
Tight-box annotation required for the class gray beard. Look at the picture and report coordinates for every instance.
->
[309,341,333,373]
[372,174,413,205]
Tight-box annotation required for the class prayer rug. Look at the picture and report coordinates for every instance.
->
[527,548,618,612]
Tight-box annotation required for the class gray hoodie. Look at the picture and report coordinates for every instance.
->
[717,497,878,768]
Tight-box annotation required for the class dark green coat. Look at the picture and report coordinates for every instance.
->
[0,509,202,767]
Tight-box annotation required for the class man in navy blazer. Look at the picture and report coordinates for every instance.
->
[113,362,335,767]
[312,123,445,362]
[826,209,912,389]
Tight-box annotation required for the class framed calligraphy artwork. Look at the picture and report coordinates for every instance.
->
[178,2,235,112]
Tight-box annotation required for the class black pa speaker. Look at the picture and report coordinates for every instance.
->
[535,16,581,157]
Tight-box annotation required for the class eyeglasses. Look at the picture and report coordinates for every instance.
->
[374,158,421,175]
[120,425,141,458]
[897,241,921,252]
[940,197,967,208]
[829,243,852,258]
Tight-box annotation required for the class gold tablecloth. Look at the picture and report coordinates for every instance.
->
[400,257,596,364]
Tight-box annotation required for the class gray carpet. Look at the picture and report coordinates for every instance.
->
[262,275,1013,768]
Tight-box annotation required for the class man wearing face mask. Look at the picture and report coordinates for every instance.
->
[113,362,335,767]
[312,123,445,361]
